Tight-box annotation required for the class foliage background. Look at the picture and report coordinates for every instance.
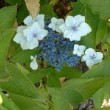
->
[0,0,110,110]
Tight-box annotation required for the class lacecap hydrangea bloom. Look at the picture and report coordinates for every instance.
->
[60,15,92,41]
[82,48,103,67]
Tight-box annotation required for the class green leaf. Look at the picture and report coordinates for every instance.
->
[0,6,17,31]
[0,92,20,110]
[103,81,110,99]
[5,0,23,5]
[71,1,85,16]
[82,58,110,78]
[40,4,56,17]
[0,29,15,79]
[93,88,104,108]
[75,77,109,99]
[52,95,73,110]
[80,0,110,20]
[10,94,46,110]
[81,6,99,48]
[17,4,29,24]
[0,106,8,110]
[0,63,39,98]
[28,71,45,84]
[96,19,108,45]
[61,89,83,106]
[47,73,61,88]
[63,78,90,89]
[11,49,37,63]
[56,67,82,78]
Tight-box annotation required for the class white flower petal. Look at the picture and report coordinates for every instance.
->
[96,52,103,59]
[85,48,95,55]
[51,17,57,24]
[17,26,26,33]
[30,60,38,70]
[23,16,34,26]
[73,15,85,27]
[60,24,69,33]
[37,30,48,40]
[13,33,25,44]
[78,22,92,36]
[23,27,33,41]
[65,16,76,27]
[30,22,41,33]
[86,59,94,67]
[21,39,39,50]
[36,14,45,28]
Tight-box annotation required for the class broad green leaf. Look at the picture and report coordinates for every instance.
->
[52,95,73,110]
[0,6,17,30]
[0,92,20,110]
[11,49,37,63]
[63,78,90,89]
[47,73,61,88]
[0,106,8,110]
[103,81,110,99]
[56,67,82,78]
[0,63,39,98]
[0,29,15,79]
[75,77,109,99]
[81,6,99,48]
[61,89,83,106]
[5,0,23,5]
[72,1,85,16]
[93,88,104,108]
[10,94,46,110]
[96,19,108,45]
[82,58,110,78]
[17,4,29,24]
[28,71,45,84]
[80,0,110,20]
[40,4,56,17]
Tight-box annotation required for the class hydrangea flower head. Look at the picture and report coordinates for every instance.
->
[82,48,103,67]
[24,14,45,28]
[60,15,92,41]
[48,17,64,33]
[30,55,38,70]
[73,44,86,56]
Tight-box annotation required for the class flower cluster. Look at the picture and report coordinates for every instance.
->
[13,14,104,71]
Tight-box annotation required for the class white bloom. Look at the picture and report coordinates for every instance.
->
[82,48,103,67]
[23,22,48,42]
[48,17,64,33]
[23,14,45,28]
[60,15,92,41]
[73,44,86,56]
[30,55,38,70]
[13,26,39,50]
